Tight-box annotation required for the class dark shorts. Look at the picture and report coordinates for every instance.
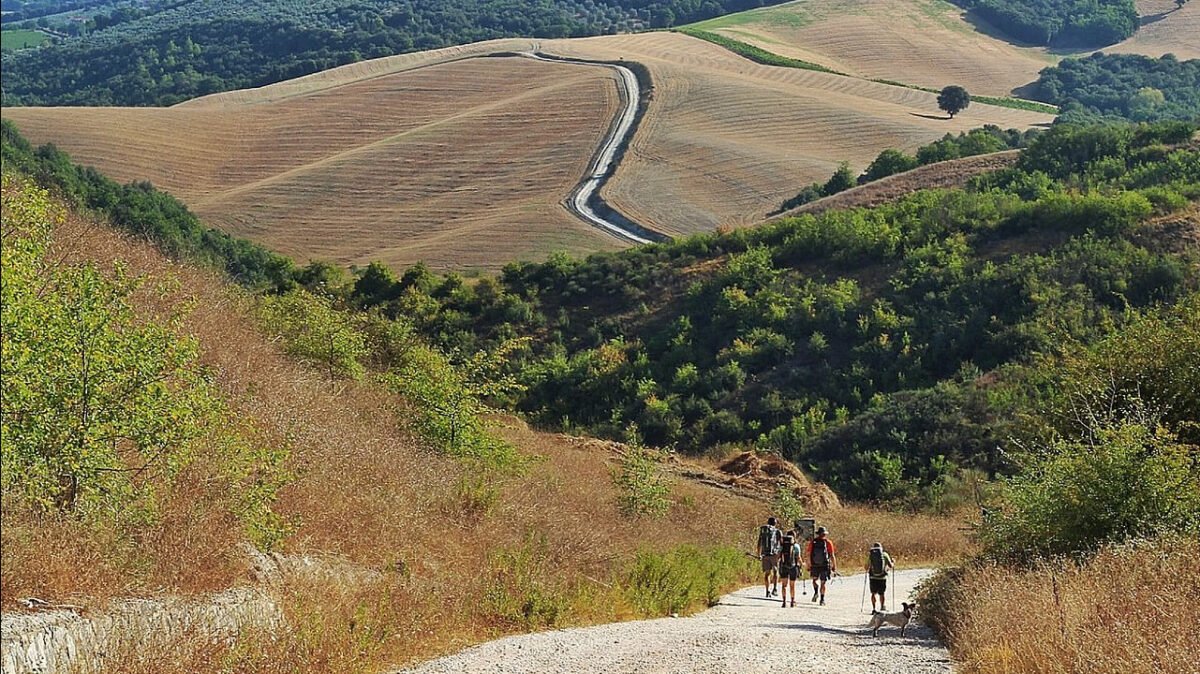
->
[779,564,799,581]
[870,577,887,594]
[761,554,779,573]
[810,564,831,581]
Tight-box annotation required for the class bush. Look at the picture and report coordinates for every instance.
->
[625,545,747,615]
[611,429,672,518]
[979,422,1200,562]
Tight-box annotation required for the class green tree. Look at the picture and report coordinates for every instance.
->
[821,162,856,196]
[257,289,367,381]
[1,177,219,515]
[937,85,971,118]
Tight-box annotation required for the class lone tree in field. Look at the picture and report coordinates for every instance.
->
[937,85,971,118]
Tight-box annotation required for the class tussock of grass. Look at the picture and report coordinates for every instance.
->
[919,538,1200,674]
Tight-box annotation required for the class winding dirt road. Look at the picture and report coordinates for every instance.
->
[520,51,659,245]
[398,569,952,674]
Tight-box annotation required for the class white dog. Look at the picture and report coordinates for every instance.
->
[867,601,915,636]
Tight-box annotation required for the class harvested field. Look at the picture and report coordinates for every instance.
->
[1108,0,1200,60]
[541,32,1052,236]
[689,0,1198,97]
[4,49,624,272]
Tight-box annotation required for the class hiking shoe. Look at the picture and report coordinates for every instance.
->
[811,592,819,603]
[791,600,796,607]
[820,596,826,606]
[781,600,787,608]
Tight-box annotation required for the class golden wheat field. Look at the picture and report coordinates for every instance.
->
[5,29,1054,266]
[691,0,1198,97]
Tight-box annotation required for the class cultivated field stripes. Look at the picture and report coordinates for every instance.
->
[5,57,625,271]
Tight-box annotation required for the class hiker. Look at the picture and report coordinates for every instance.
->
[865,542,895,612]
[757,516,783,598]
[778,530,802,608]
[805,526,837,605]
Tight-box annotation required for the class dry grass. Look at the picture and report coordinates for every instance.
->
[920,537,1200,674]
[690,0,1198,97]
[776,150,1022,219]
[1109,0,1200,61]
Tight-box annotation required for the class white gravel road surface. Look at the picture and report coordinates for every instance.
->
[399,569,952,674]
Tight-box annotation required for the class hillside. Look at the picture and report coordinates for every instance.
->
[0,161,972,671]
[3,32,1052,269]
[685,0,1198,96]
[344,122,1199,504]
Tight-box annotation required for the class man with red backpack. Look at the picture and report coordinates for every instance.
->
[805,526,837,605]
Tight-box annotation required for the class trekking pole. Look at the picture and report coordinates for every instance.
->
[860,572,867,613]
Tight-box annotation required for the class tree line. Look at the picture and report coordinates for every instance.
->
[947,0,1138,47]
[1032,52,1200,124]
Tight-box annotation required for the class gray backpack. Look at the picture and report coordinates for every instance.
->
[759,525,781,556]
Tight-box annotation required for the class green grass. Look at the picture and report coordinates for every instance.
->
[675,28,843,75]
[1,29,49,50]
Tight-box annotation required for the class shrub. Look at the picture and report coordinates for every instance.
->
[611,428,671,518]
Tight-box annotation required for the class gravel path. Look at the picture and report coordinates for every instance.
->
[398,569,952,674]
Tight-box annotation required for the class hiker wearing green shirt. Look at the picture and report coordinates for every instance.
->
[865,542,894,612]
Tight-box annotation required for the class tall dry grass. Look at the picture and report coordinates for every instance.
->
[920,537,1200,674]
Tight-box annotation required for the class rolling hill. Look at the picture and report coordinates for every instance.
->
[686,0,1198,97]
[3,31,1052,270]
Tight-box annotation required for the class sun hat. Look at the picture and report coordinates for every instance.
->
[816,526,827,535]
[872,542,882,549]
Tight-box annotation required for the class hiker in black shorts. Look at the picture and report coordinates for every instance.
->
[865,542,895,612]
[778,530,802,608]
[805,526,837,605]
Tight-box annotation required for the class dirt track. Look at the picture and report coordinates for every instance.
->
[398,569,950,674]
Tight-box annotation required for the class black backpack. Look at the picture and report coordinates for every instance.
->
[810,537,830,566]
[781,535,797,567]
[869,547,885,576]
[759,525,781,556]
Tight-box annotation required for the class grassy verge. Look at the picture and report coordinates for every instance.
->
[675,29,1057,115]
[918,537,1199,674]
[675,27,843,74]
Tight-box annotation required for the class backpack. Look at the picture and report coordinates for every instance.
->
[759,525,781,556]
[781,535,797,567]
[869,548,885,577]
[810,537,830,567]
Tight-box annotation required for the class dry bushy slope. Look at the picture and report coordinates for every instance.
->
[4,31,1052,264]
[691,0,1198,97]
